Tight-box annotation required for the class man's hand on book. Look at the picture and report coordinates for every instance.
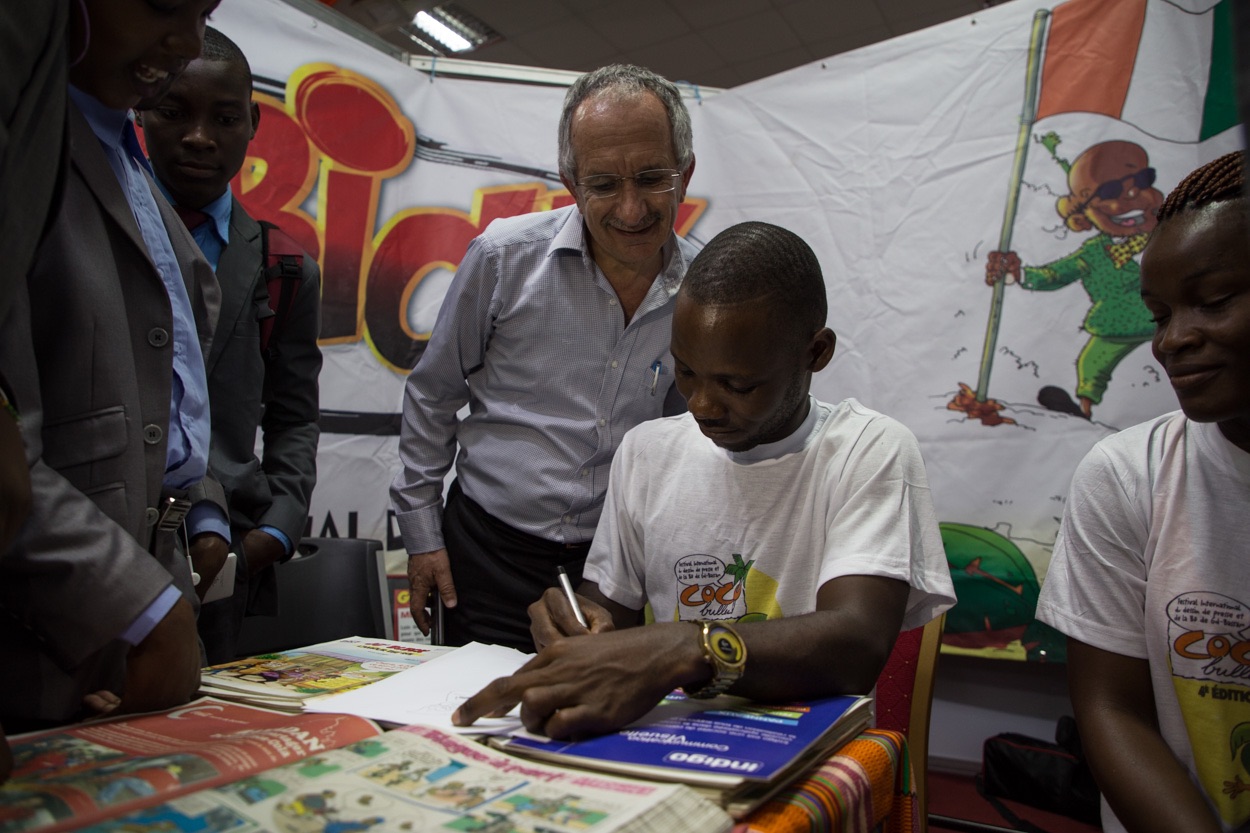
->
[528,587,615,651]
[453,623,703,739]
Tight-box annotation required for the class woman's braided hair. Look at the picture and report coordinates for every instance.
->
[1156,151,1245,223]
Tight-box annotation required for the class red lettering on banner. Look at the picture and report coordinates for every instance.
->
[365,186,563,371]
[231,62,707,372]
[233,96,320,260]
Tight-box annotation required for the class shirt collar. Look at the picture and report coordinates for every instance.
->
[548,204,682,299]
[155,180,234,244]
[726,395,824,464]
[70,86,155,177]
[200,186,234,243]
[69,85,129,148]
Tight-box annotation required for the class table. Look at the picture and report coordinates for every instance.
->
[739,729,917,833]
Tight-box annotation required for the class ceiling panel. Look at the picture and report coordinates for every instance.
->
[330,0,1004,90]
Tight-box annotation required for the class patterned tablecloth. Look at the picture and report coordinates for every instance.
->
[737,729,918,833]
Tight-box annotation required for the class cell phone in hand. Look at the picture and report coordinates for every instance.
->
[202,551,238,603]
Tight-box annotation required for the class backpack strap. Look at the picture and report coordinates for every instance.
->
[258,220,304,360]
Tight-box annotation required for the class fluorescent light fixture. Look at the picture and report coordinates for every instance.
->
[402,4,500,57]
[414,10,472,52]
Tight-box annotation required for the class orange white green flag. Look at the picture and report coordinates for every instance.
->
[1035,0,1236,142]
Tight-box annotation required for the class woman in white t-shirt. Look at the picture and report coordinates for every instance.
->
[1036,151,1250,833]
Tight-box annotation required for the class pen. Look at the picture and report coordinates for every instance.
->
[431,593,445,646]
[650,360,661,396]
[557,565,589,629]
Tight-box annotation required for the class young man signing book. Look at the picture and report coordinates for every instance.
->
[454,221,956,739]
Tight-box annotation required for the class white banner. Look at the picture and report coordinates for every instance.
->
[211,0,1241,660]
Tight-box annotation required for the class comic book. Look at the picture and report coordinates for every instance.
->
[198,637,453,712]
[492,691,873,819]
[72,724,732,833]
[0,698,382,833]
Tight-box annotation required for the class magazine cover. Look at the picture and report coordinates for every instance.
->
[199,637,452,707]
[0,698,381,833]
[499,692,873,787]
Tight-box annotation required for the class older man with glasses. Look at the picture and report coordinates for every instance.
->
[391,64,698,652]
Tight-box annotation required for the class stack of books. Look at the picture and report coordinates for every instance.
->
[197,636,453,712]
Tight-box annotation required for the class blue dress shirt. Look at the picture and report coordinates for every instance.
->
[154,183,292,557]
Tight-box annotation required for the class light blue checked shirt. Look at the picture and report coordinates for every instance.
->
[392,204,698,552]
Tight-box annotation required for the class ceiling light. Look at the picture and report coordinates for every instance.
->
[404,4,500,56]
[414,10,472,52]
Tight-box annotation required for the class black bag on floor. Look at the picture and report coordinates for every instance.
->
[977,716,1101,827]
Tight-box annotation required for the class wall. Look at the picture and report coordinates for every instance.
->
[931,656,1074,773]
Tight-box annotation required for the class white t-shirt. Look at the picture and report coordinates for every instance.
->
[584,397,955,630]
[1036,412,1250,833]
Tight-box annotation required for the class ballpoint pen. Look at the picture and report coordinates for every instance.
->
[557,565,589,629]
[431,593,445,645]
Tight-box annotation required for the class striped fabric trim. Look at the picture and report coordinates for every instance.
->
[740,730,918,833]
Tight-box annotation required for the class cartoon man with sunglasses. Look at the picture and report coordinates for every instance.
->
[986,139,1161,419]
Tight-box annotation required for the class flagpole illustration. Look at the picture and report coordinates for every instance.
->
[950,8,1050,426]
[976,8,1050,402]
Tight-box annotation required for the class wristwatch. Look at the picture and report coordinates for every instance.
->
[684,620,747,699]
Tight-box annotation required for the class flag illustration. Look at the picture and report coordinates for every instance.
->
[1035,0,1235,142]
[953,0,1239,421]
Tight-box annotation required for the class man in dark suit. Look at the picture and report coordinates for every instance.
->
[140,27,322,664]
[0,0,224,728]
[0,0,69,780]
[0,0,66,559]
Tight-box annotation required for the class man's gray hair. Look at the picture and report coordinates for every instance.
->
[557,64,693,182]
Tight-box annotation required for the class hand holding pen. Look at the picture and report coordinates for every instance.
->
[529,568,614,651]
[557,565,589,628]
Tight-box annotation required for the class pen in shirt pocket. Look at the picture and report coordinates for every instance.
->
[650,360,662,395]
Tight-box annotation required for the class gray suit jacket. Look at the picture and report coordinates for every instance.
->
[0,101,220,724]
[0,0,66,329]
[206,200,321,610]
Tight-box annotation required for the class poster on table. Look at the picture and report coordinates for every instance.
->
[209,0,1241,661]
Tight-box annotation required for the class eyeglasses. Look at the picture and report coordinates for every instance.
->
[1081,167,1156,204]
[575,169,682,200]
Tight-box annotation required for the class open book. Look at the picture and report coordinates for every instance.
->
[198,636,453,712]
[0,699,731,833]
[493,691,873,819]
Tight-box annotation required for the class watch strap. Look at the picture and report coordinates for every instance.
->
[685,620,746,699]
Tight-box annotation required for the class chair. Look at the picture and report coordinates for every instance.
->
[875,612,947,830]
[234,537,389,657]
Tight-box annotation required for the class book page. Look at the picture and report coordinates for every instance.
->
[303,642,528,733]
[75,725,732,833]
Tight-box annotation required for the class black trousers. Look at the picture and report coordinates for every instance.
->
[442,481,590,653]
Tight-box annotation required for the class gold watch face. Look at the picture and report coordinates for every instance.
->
[706,624,746,668]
